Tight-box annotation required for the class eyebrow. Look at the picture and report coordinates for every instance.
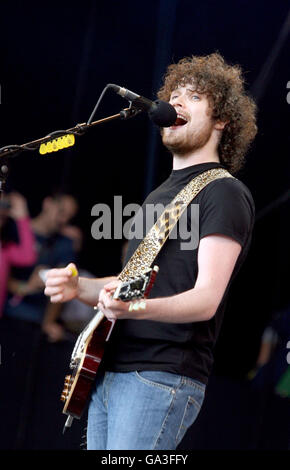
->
[171,86,199,94]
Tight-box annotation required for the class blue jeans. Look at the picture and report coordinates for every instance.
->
[87,370,206,450]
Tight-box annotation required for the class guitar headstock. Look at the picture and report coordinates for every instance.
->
[114,265,159,302]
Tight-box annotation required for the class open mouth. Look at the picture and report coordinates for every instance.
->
[171,113,188,127]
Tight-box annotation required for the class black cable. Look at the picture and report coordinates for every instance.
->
[86,84,112,125]
[0,130,85,158]
[0,144,35,154]
[0,84,121,159]
[44,129,83,138]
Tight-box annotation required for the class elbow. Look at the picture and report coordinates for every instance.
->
[204,309,216,321]
[26,256,37,266]
[25,252,37,264]
[202,289,224,321]
[203,302,219,321]
[29,252,37,264]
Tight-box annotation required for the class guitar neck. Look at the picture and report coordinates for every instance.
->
[81,307,106,345]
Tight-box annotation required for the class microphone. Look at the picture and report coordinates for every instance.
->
[108,84,177,127]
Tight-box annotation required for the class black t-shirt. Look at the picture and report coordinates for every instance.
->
[102,162,255,385]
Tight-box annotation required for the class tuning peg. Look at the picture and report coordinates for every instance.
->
[60,386,70,402]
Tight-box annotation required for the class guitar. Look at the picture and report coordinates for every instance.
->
[60,265,159,432]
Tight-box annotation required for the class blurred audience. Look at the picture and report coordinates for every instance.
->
[0,192,36,315]
[0,191,83,449]
[3,192,79,338]
[57,194,83,252]
[248,307,290,393]
[247,306,290,449]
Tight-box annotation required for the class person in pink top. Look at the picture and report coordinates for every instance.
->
[0,192,36,315]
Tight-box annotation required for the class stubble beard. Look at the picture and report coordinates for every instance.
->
[162,120,214,157]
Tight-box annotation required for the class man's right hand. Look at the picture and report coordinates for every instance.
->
[44,263,79,303]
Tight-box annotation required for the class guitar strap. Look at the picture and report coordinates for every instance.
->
[119,167,233,282]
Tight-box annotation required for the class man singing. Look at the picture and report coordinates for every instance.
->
[44,53,257,450]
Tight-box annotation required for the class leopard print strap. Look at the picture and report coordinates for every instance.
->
[119,167,233,282]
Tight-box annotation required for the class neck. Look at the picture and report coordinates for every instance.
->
[172,149,220,170]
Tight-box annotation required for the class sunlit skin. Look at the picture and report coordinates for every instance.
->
[162,85,226,169]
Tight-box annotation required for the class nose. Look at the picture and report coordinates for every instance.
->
[170,92,186,109]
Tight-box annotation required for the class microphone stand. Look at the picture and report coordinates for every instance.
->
[0,105,140,194]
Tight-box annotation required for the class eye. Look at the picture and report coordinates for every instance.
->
[191,94,200,101]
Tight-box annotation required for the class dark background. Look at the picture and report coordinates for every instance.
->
[0,0,289,451]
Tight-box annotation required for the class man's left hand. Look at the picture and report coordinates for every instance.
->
[98,280,130,320]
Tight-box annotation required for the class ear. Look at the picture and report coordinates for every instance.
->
[214,120,229,131]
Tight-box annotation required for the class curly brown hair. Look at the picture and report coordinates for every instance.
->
[157,53,257,174]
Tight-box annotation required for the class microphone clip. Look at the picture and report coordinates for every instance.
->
[119,103,142,120]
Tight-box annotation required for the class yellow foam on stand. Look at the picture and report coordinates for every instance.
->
[39,134,75,155]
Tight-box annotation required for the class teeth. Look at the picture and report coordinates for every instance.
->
[177,114,188,122]
[172,114,188,127]
[177,113,188,122]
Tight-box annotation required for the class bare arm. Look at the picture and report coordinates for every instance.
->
[77,275,120,306]
[6,193,36,266]
[44,263,118,306]
[98,234,242,323]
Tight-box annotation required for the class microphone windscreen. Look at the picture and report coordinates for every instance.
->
[149,100,177,127]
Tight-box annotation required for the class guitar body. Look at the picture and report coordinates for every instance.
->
[60,266,159,431]
[62,317,114,419]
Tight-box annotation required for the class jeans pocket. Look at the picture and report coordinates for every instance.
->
[175,396,201,445]
[135,370,181,392]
